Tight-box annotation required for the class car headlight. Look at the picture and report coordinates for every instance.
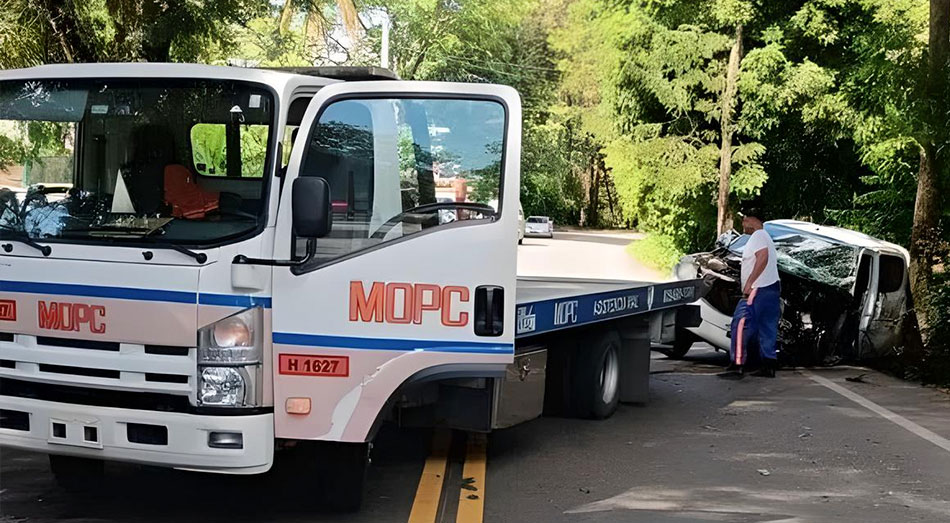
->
[673,256,699,281]
[197,307,263,407]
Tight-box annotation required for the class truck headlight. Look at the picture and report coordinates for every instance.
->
[197,307,263,407]
[198,307,262,364]
[199,367,247,406]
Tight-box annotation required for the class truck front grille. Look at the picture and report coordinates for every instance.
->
[0,377,192,413]
[0,334,196,400]
[37,336,120,351]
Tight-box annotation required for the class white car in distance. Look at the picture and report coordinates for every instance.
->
[525,215,554,238]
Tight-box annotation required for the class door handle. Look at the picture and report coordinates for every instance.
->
[474,285,504,337]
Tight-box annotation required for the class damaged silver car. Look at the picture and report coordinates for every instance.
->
[669,220,910,365]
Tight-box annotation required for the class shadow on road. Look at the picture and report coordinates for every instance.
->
[550,233,634,246]
[0,425,429,523]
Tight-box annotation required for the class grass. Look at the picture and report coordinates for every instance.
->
[626,233,684,274]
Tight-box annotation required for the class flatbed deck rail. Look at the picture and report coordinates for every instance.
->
[515,276,704,338]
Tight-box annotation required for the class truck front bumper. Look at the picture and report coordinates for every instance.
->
[0,396,274,474]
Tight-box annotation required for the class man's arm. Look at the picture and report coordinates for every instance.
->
[743,248,769,297]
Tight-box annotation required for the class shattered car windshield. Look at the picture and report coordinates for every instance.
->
[772,235,858,290]
[728,226,859,290]
[0,78,273,246]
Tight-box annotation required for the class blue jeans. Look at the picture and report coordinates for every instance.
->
[730,281,781,365]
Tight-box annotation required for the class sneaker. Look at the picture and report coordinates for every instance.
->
[751,359,777,378]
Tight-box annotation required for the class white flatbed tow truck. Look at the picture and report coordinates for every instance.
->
[0,63,703,510]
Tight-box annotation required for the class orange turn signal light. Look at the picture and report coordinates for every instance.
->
[285,397,311,415]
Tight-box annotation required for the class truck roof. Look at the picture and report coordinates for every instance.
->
[0,62,338,90]
[263,66,398,81]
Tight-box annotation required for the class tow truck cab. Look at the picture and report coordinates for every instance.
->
[0,62,515,478]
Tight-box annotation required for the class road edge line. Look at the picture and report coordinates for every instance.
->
[804,370,950,454]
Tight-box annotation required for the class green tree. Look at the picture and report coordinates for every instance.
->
[552,0,769,251]
[0,0,269,67]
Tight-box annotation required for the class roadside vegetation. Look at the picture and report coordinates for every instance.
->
[0,0,948,382]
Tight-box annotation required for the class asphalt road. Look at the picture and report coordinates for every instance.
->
[518,231,667,282]
[4,232,950,522]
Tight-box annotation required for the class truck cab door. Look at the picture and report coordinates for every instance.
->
[270,82,521,442]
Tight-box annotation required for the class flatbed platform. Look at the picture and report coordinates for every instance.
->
[514,276,703,338]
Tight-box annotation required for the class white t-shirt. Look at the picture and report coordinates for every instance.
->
[741,229,780,290]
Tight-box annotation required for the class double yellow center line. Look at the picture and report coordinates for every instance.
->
[408,430,487,523]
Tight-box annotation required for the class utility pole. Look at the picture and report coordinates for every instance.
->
[380,9,390,69]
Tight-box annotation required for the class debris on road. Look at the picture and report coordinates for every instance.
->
[579,487,591,494]
[460,477,478,491]
[846,374,870,384]
[757,469,771,476]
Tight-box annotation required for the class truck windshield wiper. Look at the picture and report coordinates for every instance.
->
[142,243,208,264]
[0,233,52,257]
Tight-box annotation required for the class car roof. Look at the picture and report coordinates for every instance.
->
[765,220,909,261]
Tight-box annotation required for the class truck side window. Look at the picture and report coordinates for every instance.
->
[294,97,505,262]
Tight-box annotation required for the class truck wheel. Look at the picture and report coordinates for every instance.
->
[49,454,104,492]
[544,337,576,416]
[305,441,368,512]
[573,330,622,419]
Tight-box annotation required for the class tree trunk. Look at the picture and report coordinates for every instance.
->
[279,0,296,35]
[716,24,743,235]
[587,154,602,228]
[910,0,950,340]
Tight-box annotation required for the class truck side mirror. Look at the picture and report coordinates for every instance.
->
[292,177,332,238]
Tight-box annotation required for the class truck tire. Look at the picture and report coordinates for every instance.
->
[49,454,104,492]
[544,336,576,416]
[573,330,622,419]
[303,441,368,512]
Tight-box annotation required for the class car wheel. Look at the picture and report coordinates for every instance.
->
[518,238,523,245]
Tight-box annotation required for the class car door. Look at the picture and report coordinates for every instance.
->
[270,81,521,442]
[861,252,908,357]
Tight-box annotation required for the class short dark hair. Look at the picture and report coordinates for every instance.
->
[739,201,764,220]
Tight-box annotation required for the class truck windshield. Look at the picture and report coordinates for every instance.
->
[0,78,273,246]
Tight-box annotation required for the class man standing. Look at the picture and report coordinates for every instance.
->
[719,211,781,379]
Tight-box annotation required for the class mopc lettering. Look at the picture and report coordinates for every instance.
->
[349,281,470,327]
[38,301,106,334]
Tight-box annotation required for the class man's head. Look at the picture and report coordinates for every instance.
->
[741,211,764,234]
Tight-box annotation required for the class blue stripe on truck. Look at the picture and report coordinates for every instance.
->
[198,293,273,308]
[0,279,271,307]
[273,332,514,354]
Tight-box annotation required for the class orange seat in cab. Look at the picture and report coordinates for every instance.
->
[163,165,219,219]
